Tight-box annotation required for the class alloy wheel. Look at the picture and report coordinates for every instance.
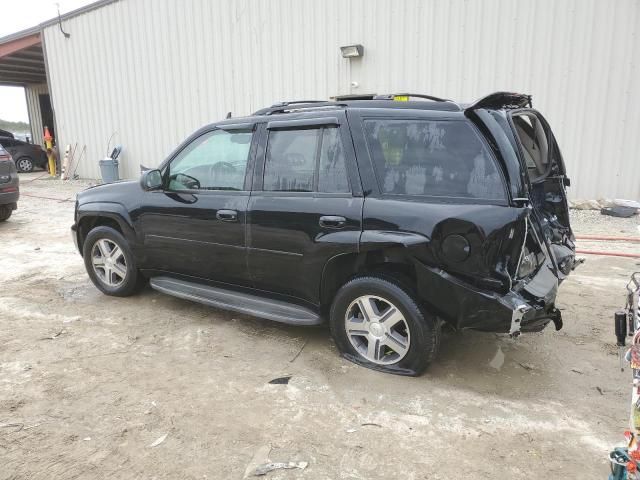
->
[344,295,411,364]
[91,238,128,287]
[17,158,33,172]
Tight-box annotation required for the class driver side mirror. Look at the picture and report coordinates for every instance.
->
[140,169,163,191]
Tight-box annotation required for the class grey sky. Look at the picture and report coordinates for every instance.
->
[0,0,94,122]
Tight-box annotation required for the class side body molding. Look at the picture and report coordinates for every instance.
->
[359,230,431,251]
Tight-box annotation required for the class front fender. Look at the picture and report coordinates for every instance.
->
[75,201,138,251]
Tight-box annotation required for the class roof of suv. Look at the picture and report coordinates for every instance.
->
[249,92,532,117]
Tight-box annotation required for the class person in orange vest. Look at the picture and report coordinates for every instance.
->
[43,126,56,176]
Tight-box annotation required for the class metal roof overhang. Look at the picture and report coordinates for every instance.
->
[0,31,46,86]
[0,1,121,86]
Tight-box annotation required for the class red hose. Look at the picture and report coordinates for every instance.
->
[576,235,640,243]
[576,249,640,258]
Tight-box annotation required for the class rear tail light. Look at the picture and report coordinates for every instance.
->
[516,247,538,278]
[0,186,17,193]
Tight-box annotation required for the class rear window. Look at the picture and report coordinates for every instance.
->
[511,112,550,182]
[363,119,505,201]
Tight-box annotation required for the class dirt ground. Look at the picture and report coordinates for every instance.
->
[2,172,640,479]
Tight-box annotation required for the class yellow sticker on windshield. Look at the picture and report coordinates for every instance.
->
[393,95,409,102]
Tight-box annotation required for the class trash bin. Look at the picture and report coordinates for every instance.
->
[99,157,120,183]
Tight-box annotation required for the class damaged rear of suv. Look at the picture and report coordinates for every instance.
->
[340,92,577,373]
[460,92,577,335]
[72,91,576,375]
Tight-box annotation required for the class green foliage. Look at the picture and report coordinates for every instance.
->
[0,118,30,133]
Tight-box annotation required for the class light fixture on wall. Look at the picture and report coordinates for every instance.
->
[340,44,364,58]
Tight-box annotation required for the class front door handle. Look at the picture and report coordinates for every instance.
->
[216,209,238,222]
[319,215,346,229]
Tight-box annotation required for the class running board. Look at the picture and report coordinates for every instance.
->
[149,276,322,326]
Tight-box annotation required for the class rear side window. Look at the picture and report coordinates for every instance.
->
[263,127,350,193]
[363,119,505,200]
[318,128,350,193]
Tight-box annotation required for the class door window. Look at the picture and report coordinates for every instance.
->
[263,129,319,192]
[167,129,253,191]
[363,119,506,201]
[263,127,350,193]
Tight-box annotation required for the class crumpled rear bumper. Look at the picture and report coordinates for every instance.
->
[414,260,561,334]
[0,190,19,206]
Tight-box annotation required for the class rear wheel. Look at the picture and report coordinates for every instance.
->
[0,205,12,222]
[15,157,34,173]
[82,226,142,297]
[329,276,440,376]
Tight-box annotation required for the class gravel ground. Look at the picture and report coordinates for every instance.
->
[571,209,640,237]
[1,173,639,479]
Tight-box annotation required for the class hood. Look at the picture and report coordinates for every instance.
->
[77,180,140,205]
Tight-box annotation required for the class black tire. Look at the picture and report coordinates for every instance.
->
[329,276,440,376]
[0,205,12,222]
[82,226,142,297]
[15,157,34,173]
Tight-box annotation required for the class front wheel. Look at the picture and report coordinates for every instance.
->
[329,276,440,376]
[82,226,142,297]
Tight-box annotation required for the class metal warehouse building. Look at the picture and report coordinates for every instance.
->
[0,0,639,200]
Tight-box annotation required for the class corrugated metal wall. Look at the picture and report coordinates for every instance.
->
[43,0,640,200]
[24,83,48,146]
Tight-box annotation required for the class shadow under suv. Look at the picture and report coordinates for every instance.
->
[71,92,576,375]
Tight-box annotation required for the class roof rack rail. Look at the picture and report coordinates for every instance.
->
[373,93,452,102]
[253,101,346,116]
[269,100,327,107]
[332,94,378,101]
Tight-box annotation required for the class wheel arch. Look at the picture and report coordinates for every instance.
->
[320,234,428,315]
[76,203,136,253]
[320,229,468,325]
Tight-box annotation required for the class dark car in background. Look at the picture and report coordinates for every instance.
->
[0,137,47,173]
[0,144,19,221]
[71,92,576,375]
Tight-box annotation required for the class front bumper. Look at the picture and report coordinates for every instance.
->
[415,261,561,334]
[71,223,80,254]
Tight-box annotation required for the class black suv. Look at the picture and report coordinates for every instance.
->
[71,92,576,375]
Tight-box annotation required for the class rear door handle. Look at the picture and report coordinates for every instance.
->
[319,215,346,229]
[216,209,238,222]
